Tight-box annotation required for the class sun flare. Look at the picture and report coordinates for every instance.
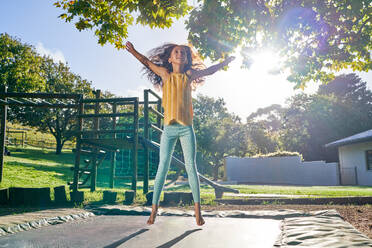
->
[199,49,294,120]
[247,50,282,75]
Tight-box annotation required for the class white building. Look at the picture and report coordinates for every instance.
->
[325,129,372,186]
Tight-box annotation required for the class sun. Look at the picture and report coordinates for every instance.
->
[198,48,295,120]
[246,49,282,75]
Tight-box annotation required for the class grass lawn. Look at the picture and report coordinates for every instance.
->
[0,146,74,189]
[1,146,371,206]
[229,184,372,197]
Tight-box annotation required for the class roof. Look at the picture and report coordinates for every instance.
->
[325,129,372,148]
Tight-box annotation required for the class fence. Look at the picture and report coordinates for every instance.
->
[6,136,75,150]
[225,156,340,186]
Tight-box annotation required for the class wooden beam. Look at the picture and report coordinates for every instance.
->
[82,97,137,103]
[0,92,81,99]
[0,86,7,182]
[149,106,164,118]
[145,89,162,100]
[72,95,84,196]
[143,90,149,194]
[149,123,163,134]
[78,112,134,118]
[132,98,139,192]
[110,103,117,189]
[91,90,101,192]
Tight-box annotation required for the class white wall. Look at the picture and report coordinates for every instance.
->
[339,141,372,186]
[225,156,339,186]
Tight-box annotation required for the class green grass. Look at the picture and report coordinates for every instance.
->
[0,146,74,189]
[1,146,371,207]
[231,184,372,197]
[7,122,74,149]
[164,183,372,198]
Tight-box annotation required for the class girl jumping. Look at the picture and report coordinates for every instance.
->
[125,41,234,226]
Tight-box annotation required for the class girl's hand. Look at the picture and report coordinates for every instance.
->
[125,41,169,79]
[189,55,236,80]
[125,41,135,54]
[222,56,236,66]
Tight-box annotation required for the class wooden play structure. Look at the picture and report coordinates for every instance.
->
[0,86,238,202]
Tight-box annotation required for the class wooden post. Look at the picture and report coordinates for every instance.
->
[91,90,101,192]
[131,98,139,192]
[73,95,84,195]
[109,103,117,188]
[0,86,7,183]
[156,99,162,132]
[143,90,149,194]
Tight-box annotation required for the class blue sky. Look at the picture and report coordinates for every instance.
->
[1,0,371,121]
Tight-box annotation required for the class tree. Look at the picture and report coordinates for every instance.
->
[318,73,372,108]
[55,1,371,88]
[54,0,191,49]
[0,34,96,153]
[0,33,45,92]
[193,94,247,180]
[317,73,372,134]
[245,121,281,155]
[280,93,314,160]
[246,104,285,132]
[16,57,94,154]
[281,75,372,161]
[282,94,338,161]
[187,0,371,88]
[245,104,284,155]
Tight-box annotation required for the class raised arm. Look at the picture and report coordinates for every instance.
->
[125,41,168,79]
[189,56,235,81]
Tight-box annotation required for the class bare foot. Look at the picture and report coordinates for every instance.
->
[194,202,205,226]
[147,204,158,225]
[195,212,205,226]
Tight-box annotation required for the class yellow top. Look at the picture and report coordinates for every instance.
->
[162,72,193,126]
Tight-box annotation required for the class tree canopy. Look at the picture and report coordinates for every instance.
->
[23,57,93,154]
[193,94,247,179]
[0,33,96,154]
[281,73,372,161]
[187,0,371,88]
[54,0,191,49]
[0,33,46,92]
[55,1,371,88]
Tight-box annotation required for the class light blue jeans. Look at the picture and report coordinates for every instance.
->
[152,123,201,205]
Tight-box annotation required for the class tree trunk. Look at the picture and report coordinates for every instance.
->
[212,165,219,181]
[212,162,225,181]
[55,136,63,154]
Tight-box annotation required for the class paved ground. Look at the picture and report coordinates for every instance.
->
[0,206,371,247]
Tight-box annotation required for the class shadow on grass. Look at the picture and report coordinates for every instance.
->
[5,161,72,182]
[164,184,212,191]
[95,180,143,190]
[7,147,74,166]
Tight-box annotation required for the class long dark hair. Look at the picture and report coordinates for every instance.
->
[142,43,206,91]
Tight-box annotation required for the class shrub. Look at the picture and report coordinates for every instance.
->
[252,151,303,160]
